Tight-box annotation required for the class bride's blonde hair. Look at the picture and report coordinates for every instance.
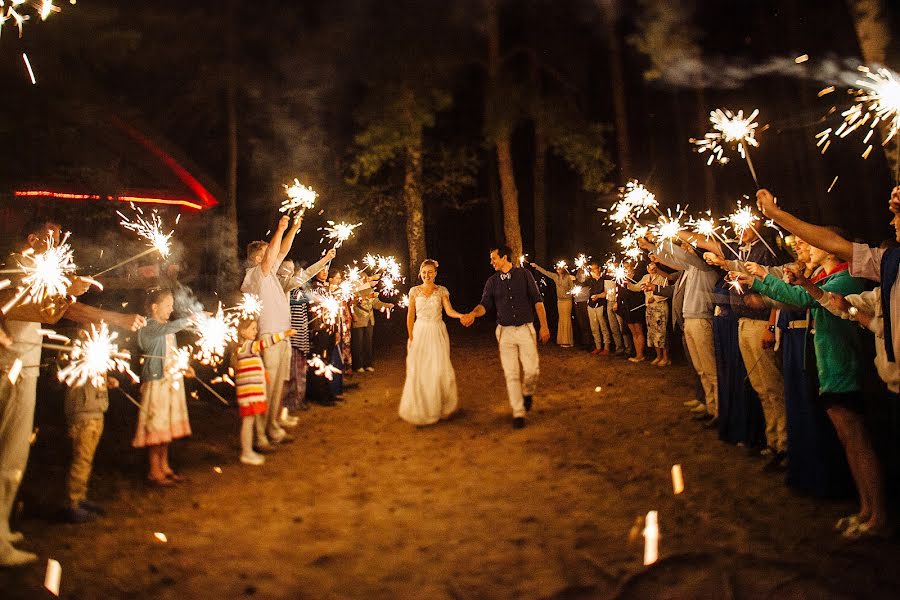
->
[419,259,439,280]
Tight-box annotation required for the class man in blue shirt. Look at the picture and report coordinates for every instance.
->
[461,245,551,428]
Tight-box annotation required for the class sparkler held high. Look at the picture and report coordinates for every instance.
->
[280,179,318,217]
[692,108,763,187]
[94,206,176,278]
[322,221,361,250]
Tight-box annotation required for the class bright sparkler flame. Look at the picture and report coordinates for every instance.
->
[554,260,568,270]
[168,346,192,388]
[574,254,589,273]
[310,292,342,329]
[727,277,744,294]
[191,304,238,367]
[397,294,409,308]
[691,108,760,165]
[725,204,757,237]
[322,221,361,249]
[621,180,658,215]
[655,220,682,242]
[625,247,641,260]
[337,280,355,302]
[228,293,262,320]
[817,66,900,157]
[307,355,342,381]
[117,205,174,258]
[519,254,527,267]
[569,285,584,296]
[610,263,629,286]
[57,322,138,387]
[15,232,78,307]
[280,179,318,215]
[691,217,718,239]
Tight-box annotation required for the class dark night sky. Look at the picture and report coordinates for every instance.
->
[1,0,898,303]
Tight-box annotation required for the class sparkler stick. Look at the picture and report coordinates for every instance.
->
[91,247,157,278]
[193,377,230,406]
[116,388,143,411]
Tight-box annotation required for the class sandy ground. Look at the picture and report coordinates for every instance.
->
[3,318,900,599]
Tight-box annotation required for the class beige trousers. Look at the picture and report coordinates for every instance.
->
[738,318,786,452]
[556,299,574,346]
[683,318,718,415]
[259,339,292,443]
[496,324,540,418]
[67,418,104,509]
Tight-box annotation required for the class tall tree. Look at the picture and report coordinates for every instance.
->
[597,0,633,182]
[485,0,524,258]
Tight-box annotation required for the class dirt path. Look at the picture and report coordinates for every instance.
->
[3,321,899,599]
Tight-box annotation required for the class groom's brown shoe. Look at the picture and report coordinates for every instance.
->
[513,417,526,429]
[523,395,533,412]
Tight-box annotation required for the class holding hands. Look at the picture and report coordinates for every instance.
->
[460,313,475,327]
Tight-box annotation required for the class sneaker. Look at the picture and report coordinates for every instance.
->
[365,367,375,372]
[253,443,275,454]
[627,356,645,363]
[279,415,299,428]
[650,358,661,365]
[523,395,533,413]
[658,359,671,366]
[690,404,709,414]
[356,368,366,373]
[683,400,702,408]
[240,453,265,466]
[512,417,526,429]
[270,432,295,444]
[835,514,863,533]
[65,506,98,524]
[0,546,38,567]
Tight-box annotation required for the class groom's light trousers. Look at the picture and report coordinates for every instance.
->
[495,323,540,418]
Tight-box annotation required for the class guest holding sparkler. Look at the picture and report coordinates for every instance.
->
[734,242,878,536]
[62,375,120,523]
[134,288,195,486]
[640,234,719,421]
[352,287,394,373]
[604,269,632,357]
[307,267,339,407]
[328,268,353,382]
[531,261,575,347]
[572,269,593,349]
[587,261,612,355]
[613,262,647,363]
[241,214,302,449]
[233,318,296,465]
[640,262,671,366]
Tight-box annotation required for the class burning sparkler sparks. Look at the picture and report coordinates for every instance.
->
[228,293,262,320]
[280,179,318,216]
[621,180,660,217]
[308,355,342,380]
[322,221,361,249]
[168,346,192,389]
[397,294,409,308]
[117,205,174,259]
[310,292,342,329]
[692,108,762,186]
[554,260,568,271]
[816,65,900,179]
[574,254,590,274]
[190,304,238,367]
[4,232,86,314]
[1,0,62,39]
[56,322,138,387]
[569,285,584,296]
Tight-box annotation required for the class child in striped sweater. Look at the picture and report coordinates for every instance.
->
[234,318,295,465]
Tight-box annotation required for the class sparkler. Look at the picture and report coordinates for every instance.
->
[227,292,262,320]
[280,179,318,217]
[94,206,175,277]
[1,0,62,39]
[397,294,409,308]
[724,204,777,258]
[608,263,636,286]
[4,232,87,314]
[621,180,662,218]
[190,304,238,367]
[167,346,192,389]
[687,215,743,260]
[568,285,584,297]
[816,66,900,181]
[322,221,361,249]
[692,108,762,187]
[308,355,342,381]
[574,254,590,275]
[309,291,342,329]
[56,322,139,388]
[554,260,568,270]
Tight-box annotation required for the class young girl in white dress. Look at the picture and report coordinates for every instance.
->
[399,259,463,425]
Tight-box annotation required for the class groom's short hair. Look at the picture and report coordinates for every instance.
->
[491,244,512,262]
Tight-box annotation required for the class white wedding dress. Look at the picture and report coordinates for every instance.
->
[398,285,458,425]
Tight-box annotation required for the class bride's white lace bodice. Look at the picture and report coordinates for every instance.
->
[412,285,445,323]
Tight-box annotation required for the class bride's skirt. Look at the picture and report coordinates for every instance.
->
[398,319,458,425]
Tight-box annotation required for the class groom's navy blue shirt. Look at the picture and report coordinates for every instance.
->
[479,267,543,326]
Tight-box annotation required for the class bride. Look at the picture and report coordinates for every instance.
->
[399,259,462,425]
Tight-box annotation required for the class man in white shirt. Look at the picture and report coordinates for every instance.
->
[241,214,302,450]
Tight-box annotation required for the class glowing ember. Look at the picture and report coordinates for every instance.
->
[117,205,174,258]
[228,293,262,320]
[621,180,658,216]
[725,204,757,237]
[691,217,718,239]
[554,260,568,270]
[280,179,318,215]
[14,232,78,307]
[56,322,138,387]
[310,292,342,329]
[691,108,760,165]
[190,304,238,367]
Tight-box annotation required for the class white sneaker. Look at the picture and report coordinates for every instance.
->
[365,367,375,372]
[356,368,365,373]
[279,415,299,428]
[240,452,265,466]
[0,546,38,567]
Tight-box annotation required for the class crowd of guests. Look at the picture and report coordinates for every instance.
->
[531,186,900,541]
[0,213,394,567]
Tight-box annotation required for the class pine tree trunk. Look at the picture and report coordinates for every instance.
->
[486,0,523,258]
[402,90,427,280]
[599,0,632,182]
[533,120,548,263]
[217,0,241,293]
[846,0,898,175]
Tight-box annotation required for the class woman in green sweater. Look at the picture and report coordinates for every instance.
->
[735,244,887,539]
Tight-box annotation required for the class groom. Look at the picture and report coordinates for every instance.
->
[461,244,551,428]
